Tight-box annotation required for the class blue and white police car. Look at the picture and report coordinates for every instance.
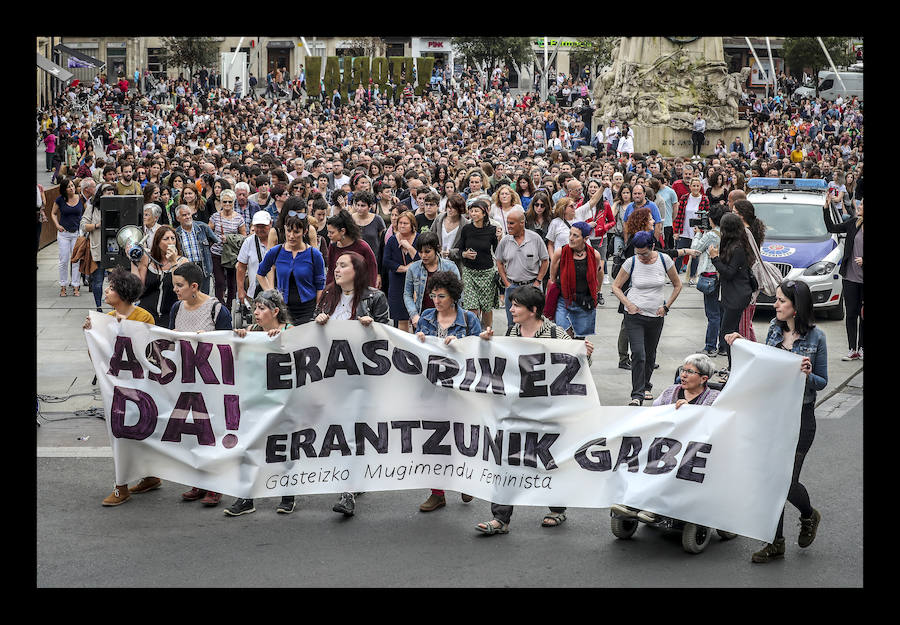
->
[746,177,845,319]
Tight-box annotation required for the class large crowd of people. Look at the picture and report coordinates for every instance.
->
[48,55,864,564]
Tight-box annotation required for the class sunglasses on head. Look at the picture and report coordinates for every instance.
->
[287,210,307,219]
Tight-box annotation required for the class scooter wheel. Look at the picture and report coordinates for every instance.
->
[611,515,639,539]
[682,523,711,554]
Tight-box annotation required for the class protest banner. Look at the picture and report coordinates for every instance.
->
[84,312,803,542]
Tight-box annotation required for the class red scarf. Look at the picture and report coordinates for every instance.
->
[560,244,598,305]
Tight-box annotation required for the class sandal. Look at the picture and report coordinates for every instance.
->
[643,391,653,401]
[475,519,509,535]
[72,287,81,297]
[542,512,567,527]
[628,399,641,406]
[60,287,67,297]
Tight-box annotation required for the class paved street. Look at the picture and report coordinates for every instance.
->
[36,235,863,587]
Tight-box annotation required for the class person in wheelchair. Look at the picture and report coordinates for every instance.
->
[610,353,720,523]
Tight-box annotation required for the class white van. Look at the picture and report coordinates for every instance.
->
[793,70,863,102]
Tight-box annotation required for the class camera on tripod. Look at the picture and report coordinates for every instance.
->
[689,208,711,232]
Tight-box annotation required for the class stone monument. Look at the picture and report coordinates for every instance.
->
[592,37,750,158]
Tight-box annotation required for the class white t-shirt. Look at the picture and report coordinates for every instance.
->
[236,235,270,299]
[546,217,572,251]
[624,252,674,317]
[682,194,703,239]
[331,292,355,321]
[441,222,459,251]
[332,174,350,189]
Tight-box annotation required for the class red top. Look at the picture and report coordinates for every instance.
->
[559,244,598,306]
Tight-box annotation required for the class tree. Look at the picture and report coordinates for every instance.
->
[783,37,853,95]
[159,37,220,81]
[343,37,387,58]
[451,37,534,83]
[567,37,617,80]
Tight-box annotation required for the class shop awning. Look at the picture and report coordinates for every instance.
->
[266,40,294,49]
[54,43,105,69]
[36,53,74,83]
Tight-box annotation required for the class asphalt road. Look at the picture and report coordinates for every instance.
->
[36,398,860,588]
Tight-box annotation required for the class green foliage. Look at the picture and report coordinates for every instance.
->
[324,57,341,96]
[372,57,389,95]
[159,37,220,77]
[416,57,435,95]
[451,37,533,73]
[567,37,617,75]
[783,37,853,91]
[306,57,322,96]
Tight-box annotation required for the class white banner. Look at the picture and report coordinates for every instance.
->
[83,312,804,541]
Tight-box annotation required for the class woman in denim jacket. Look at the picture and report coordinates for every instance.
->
[725,279,827,564]
[403,231,460,329]
[415,271,482,513]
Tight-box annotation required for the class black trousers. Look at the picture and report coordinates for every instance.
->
[623,313,664,400]
[775,402,816,538]
[691,131,705,156]
[491,503,566,526]
[842,279,864,351]
[719,304,744,369]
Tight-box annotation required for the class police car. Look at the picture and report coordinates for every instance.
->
[746,177,844,320]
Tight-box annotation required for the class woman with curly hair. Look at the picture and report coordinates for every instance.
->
[83,268,159,507]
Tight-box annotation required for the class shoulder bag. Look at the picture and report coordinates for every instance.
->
[747,234,783,297]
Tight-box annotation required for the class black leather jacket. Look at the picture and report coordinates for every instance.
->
[315,287,390,323]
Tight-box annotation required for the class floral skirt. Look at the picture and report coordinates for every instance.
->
[461,266,499,311]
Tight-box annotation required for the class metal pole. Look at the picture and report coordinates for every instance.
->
[543,36,548,101]
[765,37,777,95]
[816,36,847,92]
[745,37,768,99]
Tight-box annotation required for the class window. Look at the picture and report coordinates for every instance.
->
[147,48,167,78]
[819,79,834,91]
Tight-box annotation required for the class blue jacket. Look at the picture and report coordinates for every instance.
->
[175,222,219,278]
[257,245,326,304]
[765,319,828,405]
[417,306,482,339]
[403,258,460,319]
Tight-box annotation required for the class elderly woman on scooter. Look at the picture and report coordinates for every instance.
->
[610,352,719,523]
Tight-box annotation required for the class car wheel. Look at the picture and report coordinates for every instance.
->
[611,514,639,539]
[682,523,711,554]
[825,295,845,320]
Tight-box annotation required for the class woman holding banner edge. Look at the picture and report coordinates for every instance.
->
[724,279,826,563]
[474,286,594,534]
[314,250,390,518]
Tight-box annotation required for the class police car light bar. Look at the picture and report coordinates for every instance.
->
[747,177,828,191]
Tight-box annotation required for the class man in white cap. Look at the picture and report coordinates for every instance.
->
[236,210,273,305]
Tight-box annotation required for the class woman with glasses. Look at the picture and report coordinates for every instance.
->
[724,280,827,563]
[474,285,593,534]
[224,289,296,517]
[414,271,482,513]
[611,352,719,521]
[208,188,247,308]
[256,213,325,325]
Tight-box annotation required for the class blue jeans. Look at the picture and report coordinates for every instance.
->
[702,288,721,351]
[555,298,596,337]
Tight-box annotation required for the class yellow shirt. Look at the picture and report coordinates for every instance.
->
[108,306,155,325]
[790,149,804,163]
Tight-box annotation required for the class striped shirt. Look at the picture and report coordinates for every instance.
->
[179,227,202,265]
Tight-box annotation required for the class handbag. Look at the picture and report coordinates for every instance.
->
[543,281,561,318]
[747,235,782,297]
[696,274,719,295]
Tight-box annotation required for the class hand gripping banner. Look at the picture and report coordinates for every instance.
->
[84,312,803,541]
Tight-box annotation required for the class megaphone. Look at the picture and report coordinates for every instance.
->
[115,225,150,263]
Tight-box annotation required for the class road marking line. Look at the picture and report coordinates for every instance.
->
[37,447,112,458]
